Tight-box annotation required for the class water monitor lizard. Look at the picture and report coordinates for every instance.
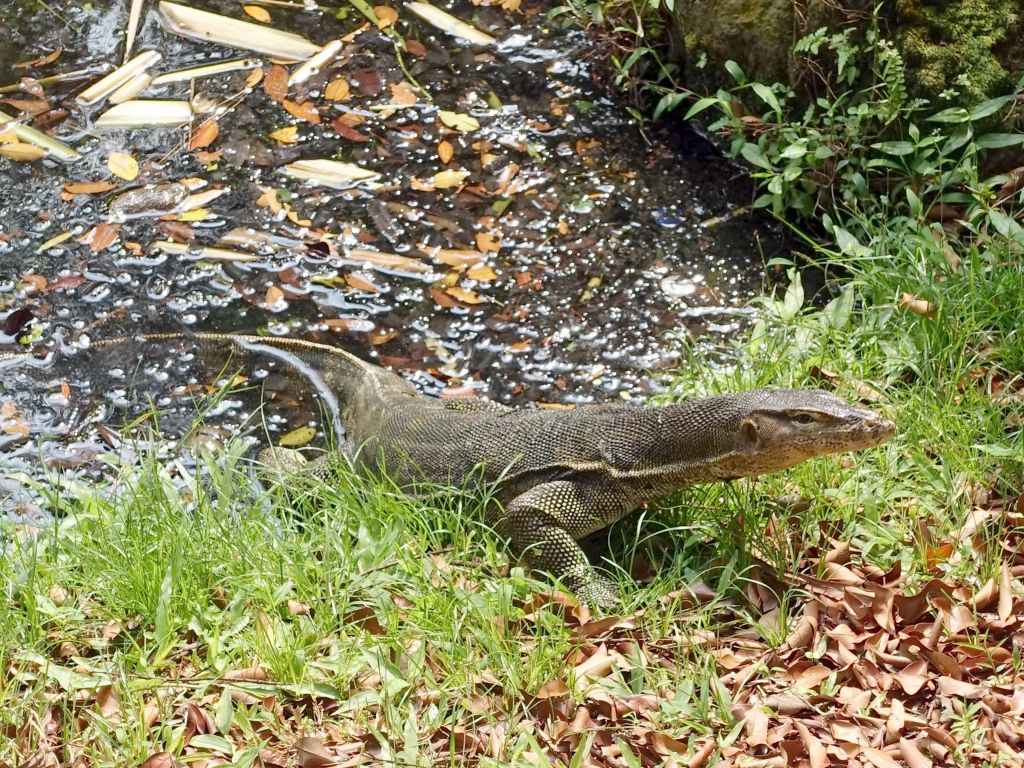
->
[1,332,895,607]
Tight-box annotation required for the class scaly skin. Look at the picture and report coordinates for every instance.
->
[2,333,896,607]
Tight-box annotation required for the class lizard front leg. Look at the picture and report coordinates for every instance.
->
[500,481,625,610]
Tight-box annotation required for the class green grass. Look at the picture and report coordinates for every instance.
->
[2,215,1023,762]
[3,26,1023,762]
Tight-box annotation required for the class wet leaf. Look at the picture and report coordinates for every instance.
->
[433,169,470,188]
[79,222,121,252]
[263,64,289,103]
[438,139,454,164]
[269,125,299,144]
[446,286,485,304]
[373,5,398,27]
[283,99,320,124]
[242,4,271,22]
[466,263,497,281]
[345,272,382,293]
[189,119,219,149]
[107,151,139,180]
[0,401,30,437]
[279,426,315,447]
[63,180,119,195]
[389,81,418,107]
[14,48,63,69]
[475,231,501,253]
[0,143,46,161]
[324,78,351,101]
[332,117,369,142]
[439,110,480,133]
[265,284,285,307]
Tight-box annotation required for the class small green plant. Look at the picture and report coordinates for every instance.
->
[682,23,1024,232]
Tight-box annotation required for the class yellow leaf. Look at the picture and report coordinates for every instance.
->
[0,143,46,161]
[36,230,75,253]
[438,110,480,132]
[433,169,470,188]
[467,263,497,281]
[265,284,285,306]
[373,5,398,27]
[475,231,501,253]
[255,187,282,213]
[178,208,210,221]
[438,139,454,164]
[107,152,139,181]
[242,4,271,22]
[446,286,485,304]
[324,78,350,101]
[389,81,418,106]
[268,125,299,144]
[279,425,315,447]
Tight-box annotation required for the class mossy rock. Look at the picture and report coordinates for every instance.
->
[896,0,1021,103]
[669,0,1022,106]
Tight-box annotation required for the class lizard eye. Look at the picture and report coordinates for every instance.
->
[794,413,814,425]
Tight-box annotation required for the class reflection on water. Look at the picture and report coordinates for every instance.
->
[0,0,787,505]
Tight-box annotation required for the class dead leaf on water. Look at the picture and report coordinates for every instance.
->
[475,231,501,253]
[14,48,63,68]
[79,222,121,252]
[268,125,299,144]
[438,110,479,132]
[107,151,139,180]
[242,4,271,22]
[283,99,320,124]
[264,284,285,307]
[279,426,315,447]
[189,118,219,149]
[445,286,485,304]
[63,180,119,195]
[324,78,350,101]
[263,64,289,103]
[373,5,398,27]
[0,143,46,161]
[438,139,454,164]
[433,169,470,188]
[467,263,497,281]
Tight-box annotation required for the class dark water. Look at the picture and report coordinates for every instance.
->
[0,0,786,513]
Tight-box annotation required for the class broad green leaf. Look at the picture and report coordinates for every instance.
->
[976,133,1024,149]
[739,142,772,170]
[750,82,781,114]
[189,734,235,755]
[872,141,915,156]
[968,95,1014,121]
[683,96,721,120]
[724,59,745,85]
[927,107,969,124]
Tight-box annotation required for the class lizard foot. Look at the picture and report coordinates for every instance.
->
[257,446,310,474]
[559,564,620,612]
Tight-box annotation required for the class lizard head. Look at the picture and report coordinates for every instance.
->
[723,388,894,476]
